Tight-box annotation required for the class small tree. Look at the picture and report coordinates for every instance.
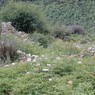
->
[0,2,48,33]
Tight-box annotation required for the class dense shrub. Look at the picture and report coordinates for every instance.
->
[51,25,70,39]
[0,36,18,62]
[30,32,48,48]
[50,25,85,40]
[30,32,54,48]
[0,2,48,33]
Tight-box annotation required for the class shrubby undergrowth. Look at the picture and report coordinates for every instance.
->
[0,0,95,95]
[0,2,48,34]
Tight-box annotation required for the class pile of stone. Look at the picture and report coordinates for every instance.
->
[87,47,95,55]
[1,22,16,34]
[17,50,39,62]
[79,47,95,57]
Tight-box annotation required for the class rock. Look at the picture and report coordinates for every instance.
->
[1,22,16,34]
[27,58,32,62]
[68,25,85,35]
[17,50,23,54]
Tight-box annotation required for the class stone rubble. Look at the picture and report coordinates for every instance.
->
[17,50,39,63]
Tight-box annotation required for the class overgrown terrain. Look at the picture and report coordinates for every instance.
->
[0,0,95,95]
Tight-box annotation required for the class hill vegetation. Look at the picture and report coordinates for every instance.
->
[0,0,95,95]
[1,0,95,32]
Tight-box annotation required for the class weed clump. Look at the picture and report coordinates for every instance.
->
[0,37,18,63]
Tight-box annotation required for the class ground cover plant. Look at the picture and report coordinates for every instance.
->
[0,32,95,95]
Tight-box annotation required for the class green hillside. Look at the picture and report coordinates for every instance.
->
[0,0,95,95]
[39,0,95,32]
[0,0,95,32]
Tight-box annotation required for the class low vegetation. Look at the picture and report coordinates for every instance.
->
[0,36,18,63]
[0,0,95,95]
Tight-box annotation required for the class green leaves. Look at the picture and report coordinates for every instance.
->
[0,2,48,33]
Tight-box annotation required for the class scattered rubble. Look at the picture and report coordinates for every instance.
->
[17,50,39,63]
[87,47,95,55]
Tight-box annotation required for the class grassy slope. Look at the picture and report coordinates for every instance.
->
[0,0,95,95]
[0,33,95,95]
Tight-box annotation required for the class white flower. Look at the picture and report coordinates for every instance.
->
[12,63,16,65]
[42,69,49,72]
[49,78,52,81]
[47,64,51,67]
[26,72,31,74]
[67,80,73,85]
[77,61,82,64]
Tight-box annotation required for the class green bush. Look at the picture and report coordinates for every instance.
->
[52,62,76,76]
[0,2,48,33]
[29,32,54,48]
[51,25,70,39]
